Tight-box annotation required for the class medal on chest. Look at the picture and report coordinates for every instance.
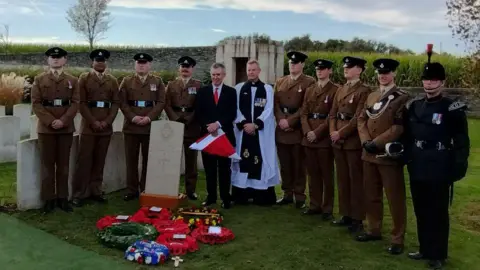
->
[67,80,72,89]
[187,87,196,95]
[150,84,157,91]
[298,87,302,93]
[254,98,266,107]
[324,95,329,103]
[432,113,443,125]
[348,94,354,104]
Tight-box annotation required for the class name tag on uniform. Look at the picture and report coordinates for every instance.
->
[150,84,157,91]
[53,99,62,106]
[137,101,146,107]
[188,87,197,95]
[96,101,105,108]
[254,98,266,107]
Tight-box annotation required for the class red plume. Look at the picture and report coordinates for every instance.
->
[427,44,433,53]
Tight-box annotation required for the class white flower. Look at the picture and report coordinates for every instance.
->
[145,256,152,264]
[127,254,134,261]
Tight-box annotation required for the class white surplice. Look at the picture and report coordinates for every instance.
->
[231,82,280,190]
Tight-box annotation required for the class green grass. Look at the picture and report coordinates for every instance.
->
[1,121,480,269]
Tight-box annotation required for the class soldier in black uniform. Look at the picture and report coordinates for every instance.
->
[403,47,470,269]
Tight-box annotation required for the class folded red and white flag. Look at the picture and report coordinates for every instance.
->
[189,129,241,160]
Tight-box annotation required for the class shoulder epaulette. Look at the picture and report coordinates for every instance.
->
[448,101,467,111]
[396,88,408,95]
[405,95,423,109]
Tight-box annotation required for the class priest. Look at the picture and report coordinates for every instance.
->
[231,59,280,206]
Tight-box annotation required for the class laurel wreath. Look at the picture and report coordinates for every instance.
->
[97,223,158,250]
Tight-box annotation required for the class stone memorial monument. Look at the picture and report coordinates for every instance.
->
[140,120,186,208]
[13,104,32,138]
[215,37,284,86]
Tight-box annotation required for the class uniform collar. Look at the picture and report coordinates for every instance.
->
[290,73,302,81]
[136,73,149,81]
[180,76,191,85]
[346,78,360,86]
[50,68,63,76]
[93,69,105,78]
[380,83,395,94]
[318,79,330,88]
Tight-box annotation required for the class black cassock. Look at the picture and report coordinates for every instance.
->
[232,80,276,206]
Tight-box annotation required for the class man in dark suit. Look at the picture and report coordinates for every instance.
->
[195,62,237,209]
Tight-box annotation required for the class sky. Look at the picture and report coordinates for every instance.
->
[0,0,468,55]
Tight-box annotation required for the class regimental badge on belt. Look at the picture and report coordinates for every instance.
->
[150,84,157,91]
[254,98,266,107]
[188,87,197,95]
[432,113,442,125]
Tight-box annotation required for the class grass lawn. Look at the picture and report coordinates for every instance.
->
[1,120,480,269]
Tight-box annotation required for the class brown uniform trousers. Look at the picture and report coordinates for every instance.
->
[300,81,338,213]
[31,70,80,201]
[274,74,316,201]
[358,86,409,245]
[329,80,370,221]
[72,71,120,199]
[119,74,166,195]
[164,78,202,195]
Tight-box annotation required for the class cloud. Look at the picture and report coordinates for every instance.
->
[8,36,87,44]
[211,28,226,33]
[110,0,448,34]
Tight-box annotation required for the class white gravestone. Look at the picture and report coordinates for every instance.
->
[30,115,38,139]
[13,104,31,138]
[145,120,184,196]
[0,105,5,116]
[102,132,127,193]
[67,134,79,200]
[16,138,42,210]
[112,110,124,133]
[0,116,20,162]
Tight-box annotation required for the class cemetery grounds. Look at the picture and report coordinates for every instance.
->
[0,120,480,270]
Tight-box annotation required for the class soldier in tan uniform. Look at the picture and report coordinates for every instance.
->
[300,59,338,220]
[119,53,166,201]
[329,56,371,232]
[31,47,80,213]
[356,58,408,255]
[164,56,202,200]
[274,51,316,209]
[71,49,120,207]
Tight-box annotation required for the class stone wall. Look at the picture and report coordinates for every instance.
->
[0,46,217,75]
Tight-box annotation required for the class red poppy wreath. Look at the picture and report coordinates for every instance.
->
[156,233,199,256]
[191,226,235,245]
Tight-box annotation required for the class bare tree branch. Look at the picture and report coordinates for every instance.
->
[446,0,480,53]
[0,24,11,55]
[65,0,112,50]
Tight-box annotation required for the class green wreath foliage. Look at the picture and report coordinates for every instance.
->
[97,223,158,250]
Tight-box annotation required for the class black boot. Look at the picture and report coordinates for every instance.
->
[57,198,73,213]
[332,216,352,226]
[42,199,56,214]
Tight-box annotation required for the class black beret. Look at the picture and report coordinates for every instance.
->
[422,62,446,80]
[45,47,67,57]
[178,56,196,67]
[133,53,153,62]
[313,59,334,69]
[342,56,367,68]
[373,58,399,74]
[89,49,110,61]
[287,51,308,63]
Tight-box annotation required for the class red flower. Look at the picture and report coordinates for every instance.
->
[137,256,144,264]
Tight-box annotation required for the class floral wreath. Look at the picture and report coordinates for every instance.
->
[153,219,191,235]
[130,207,172,224]
[191,226,235,245]
[125,240,169,265]
[156,233,199,256]
[98,222,158,250]
[173,206,223,229]
[96,215,131,230]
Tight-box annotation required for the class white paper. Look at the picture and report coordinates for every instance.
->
[149,206,162,212]
[116,215,129,220]
[173,234,186,239]
[208,226,222,234]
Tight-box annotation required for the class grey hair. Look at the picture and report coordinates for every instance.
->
[210,62,226,72]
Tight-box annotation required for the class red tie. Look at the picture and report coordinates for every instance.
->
[214,87,219,104]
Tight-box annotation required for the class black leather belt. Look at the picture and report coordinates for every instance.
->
[87,101,112,108]
[42,99,70,107]
[308,113,328,119]
[337,112,353,120]
[414,139,451,150]
[172,106,194,113]
[280,105,298,114]
[127,100,155,107]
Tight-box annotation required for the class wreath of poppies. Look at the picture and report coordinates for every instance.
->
[156,233,199,256]
[153,219,191,235]
[96,215,131,230]
[191,226,235,245]
[173,206,223,228]
[98,223,158,250]
[125,240,170,265]
[130,207,172,224]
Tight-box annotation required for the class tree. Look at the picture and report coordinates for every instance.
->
[0,24,11,55]
[66,0,112,50]
[446,0,480,52]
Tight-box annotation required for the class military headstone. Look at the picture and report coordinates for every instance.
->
[0,116,21,162]
[13,104,31,138]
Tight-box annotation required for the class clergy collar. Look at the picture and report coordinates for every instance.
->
[290,73,302,81]
[380,83,395,94]
[248,78,261,85]
[318,79,330,88]
[50,68,63,76]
